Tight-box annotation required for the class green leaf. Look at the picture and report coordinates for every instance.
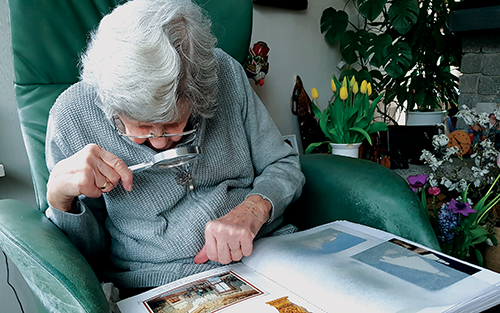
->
[367,122,388,134]
[367,33,392,68]
[388,0,419,35]
[383,41,412,78]
[305,141,329,154]
[331,98,345,141]
[340,30,370,65]
[469,226,489,241]
[321,8,349,44]
[421,189,427,214]
[345,101,359,124]
[349,127,372,145]
[311,102,322,120]
[472,247,484,267]
[358,0,387,21]
[366,92,385,121]
[318,107,335,142]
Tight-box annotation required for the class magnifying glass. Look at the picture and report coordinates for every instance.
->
[128,146,201,173]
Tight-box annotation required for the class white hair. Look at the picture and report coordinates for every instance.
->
[80,0,217,123]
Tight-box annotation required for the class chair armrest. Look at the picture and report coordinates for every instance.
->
[285,154,440,250]
[0,199,109,313]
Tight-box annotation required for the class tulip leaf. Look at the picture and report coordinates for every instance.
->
[349,127,372,145]
[318,108,334,142]
[358,0,387,21]
[311,102,322,120]
[388,0,419,35]
[321,8,349,44]
[305,141,329,154]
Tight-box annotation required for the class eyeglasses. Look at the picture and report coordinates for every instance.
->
[113,115,197,139]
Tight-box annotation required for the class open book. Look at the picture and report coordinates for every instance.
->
[117,221,500,313]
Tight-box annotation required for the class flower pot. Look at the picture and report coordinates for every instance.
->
[406,111,446,126]
[329,143,361,158]
[485,227,500,273]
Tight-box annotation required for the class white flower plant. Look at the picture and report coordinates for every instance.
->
[420,106,500,202]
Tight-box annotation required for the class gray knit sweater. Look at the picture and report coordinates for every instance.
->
[45,49,305,288]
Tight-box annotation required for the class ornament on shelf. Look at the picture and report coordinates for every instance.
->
[245,41,270,86]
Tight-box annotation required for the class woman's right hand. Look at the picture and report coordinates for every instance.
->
[47,144,133,212]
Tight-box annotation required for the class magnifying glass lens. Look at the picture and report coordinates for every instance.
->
[129,146,201,172]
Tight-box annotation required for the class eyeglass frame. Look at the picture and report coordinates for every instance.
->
[113,115,197,139]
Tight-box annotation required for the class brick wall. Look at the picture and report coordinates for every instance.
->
[459,33,500,110]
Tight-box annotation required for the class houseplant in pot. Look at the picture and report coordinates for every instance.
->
[319,0,461,125]
[305,75,388,157]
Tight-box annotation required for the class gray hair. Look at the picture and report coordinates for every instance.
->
[80,0,217,123]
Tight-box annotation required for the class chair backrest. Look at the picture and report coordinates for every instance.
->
[9,0,252,211]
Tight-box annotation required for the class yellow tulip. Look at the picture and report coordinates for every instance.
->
[352,81,359,95]
[360,80,368,94]
[331,79,336,93]
[367,82,372,96]
[349,76,356,88]
[342,76,348,88]
[340,86,348,100]
[311,87,319,99]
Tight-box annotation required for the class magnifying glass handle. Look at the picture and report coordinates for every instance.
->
[129,162,153,173]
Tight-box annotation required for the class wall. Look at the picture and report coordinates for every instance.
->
[250,1,353,152]
[459,33,500,113]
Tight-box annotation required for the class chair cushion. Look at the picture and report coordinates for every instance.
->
[16,84,72,211]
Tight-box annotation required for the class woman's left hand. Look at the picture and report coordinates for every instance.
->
[194,195,271,265]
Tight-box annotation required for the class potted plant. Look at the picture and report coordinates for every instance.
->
[305,75,388,157]
[319,0,462,125]
[409,106,500,267]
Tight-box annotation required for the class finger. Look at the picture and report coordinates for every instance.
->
[240,238,253,257]
[96,146,133,191]
[229,244,243,262]
[97,176,114,193]
[194,246,209,264]
[228,241,241,255]
[217,242,232,265]
[204,228,219,263]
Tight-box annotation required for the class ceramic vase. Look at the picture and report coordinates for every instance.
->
[329,143,361,158]
[406,111,446,126]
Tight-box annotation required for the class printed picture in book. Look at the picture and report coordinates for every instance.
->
[142,271,263,313]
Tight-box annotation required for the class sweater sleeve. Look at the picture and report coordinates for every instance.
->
[44,94,109,259]
[45,197,108,258]
[231,57,306,222]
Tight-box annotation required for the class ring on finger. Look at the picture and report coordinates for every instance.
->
[230,248,241,254]
[100,178,110,190]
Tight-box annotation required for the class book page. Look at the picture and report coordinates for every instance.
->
[117,263,319,313]
[243,221,500,313]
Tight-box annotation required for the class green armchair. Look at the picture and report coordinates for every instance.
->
[0,0,438,312]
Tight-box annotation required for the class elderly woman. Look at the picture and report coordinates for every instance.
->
[45,0,304,294]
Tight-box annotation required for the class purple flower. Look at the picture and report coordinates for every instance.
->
[407,174,428,191]
[448,199,476,217]
[438,203,460,244]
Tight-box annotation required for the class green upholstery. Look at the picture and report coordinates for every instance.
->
[0,199,109,313]
[286,155,439,249]
[0,0,438,312]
